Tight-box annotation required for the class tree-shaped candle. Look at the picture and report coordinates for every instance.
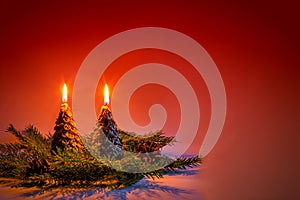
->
[88,84,123,159]
[98,84,123,149]
[51,83,86,153]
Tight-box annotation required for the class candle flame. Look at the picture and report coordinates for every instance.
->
[62,83,68,103]
[104,84,109,105]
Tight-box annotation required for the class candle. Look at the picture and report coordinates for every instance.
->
[62,83,68,103]
[51,83,86,153]
[60,83,70,113]
[98,84,123,150]
[99,84,111,118]
[104,83,109,105]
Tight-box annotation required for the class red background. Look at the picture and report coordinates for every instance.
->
[0,1,299,199]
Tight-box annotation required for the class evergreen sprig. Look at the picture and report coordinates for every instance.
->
[120,130,175,153]
[0,125,201,190]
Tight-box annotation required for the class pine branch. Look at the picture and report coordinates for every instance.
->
[0,142,29,178]
[0,124,202,190]
[22,125,52,159]
[165,156,202,170]
[0,143,25,156]
[7,124,25,142]
[6,124,51,159]
[119,130,174,153]
[143,156,202,179]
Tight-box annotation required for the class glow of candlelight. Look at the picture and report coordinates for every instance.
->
[62,83,68,103]
[104,84,109,105]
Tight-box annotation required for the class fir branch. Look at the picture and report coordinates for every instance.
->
[119,130,175,153]
[22,125,52,159]
[143,156,202,179]
[7,124,25,142]
[6,124,51,159]
[0,124,202,190]
[165,156,202,170]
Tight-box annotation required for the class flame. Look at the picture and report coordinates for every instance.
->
[104,84,109,105]
[62,83,68,103]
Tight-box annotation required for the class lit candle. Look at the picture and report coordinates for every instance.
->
[62,83,68,103]
[104,83,109,106]
[61,83,69,112]
[100,84,110,114]
[51,83,86,153]
[98,84,122,149]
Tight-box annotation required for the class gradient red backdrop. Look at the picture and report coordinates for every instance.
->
[0,1,299,199]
